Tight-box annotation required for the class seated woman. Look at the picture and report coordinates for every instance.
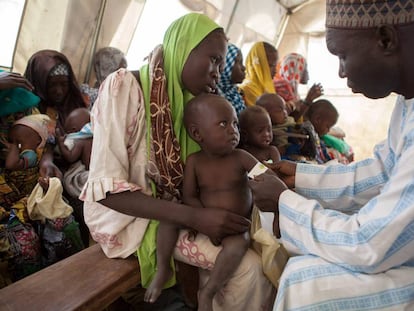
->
[24,49,87,134]
[24,49,89,245]
[80,13,273,310]
[274,52,323,122]
[239,41,278,107]
[0,110,83,284]
[80,46,127,106]
[217,43,246,117]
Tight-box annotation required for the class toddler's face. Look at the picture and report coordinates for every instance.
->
[314,112,338,137]
[268,102,288,125]
[197,99,240,155]
[245,113,273,148]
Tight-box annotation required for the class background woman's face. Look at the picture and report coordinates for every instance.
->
[300,65,309,84]
[266,49,278,78]
[181,29,227,96]
[47,75,69,105]
[231,51,246,84]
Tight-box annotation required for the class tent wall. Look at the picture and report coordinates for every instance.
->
[277,0,325,61]
[13,0,145,84]
[4,0,394,161]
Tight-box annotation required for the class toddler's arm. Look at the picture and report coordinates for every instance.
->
[56,128,83,163]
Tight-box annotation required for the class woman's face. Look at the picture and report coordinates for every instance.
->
[231,51,245,84]
[300,64,309,84]
[266,49,278,78]
[182,29,228,96]
[47,75,69,105]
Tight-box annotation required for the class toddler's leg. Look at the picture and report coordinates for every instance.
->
[144,222,178,303]
[198,232,250,311]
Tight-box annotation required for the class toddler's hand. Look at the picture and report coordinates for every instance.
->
[55,128,65,144]
[306,83,324,102]
[38,176,49,193]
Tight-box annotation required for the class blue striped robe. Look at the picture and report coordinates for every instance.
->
[274,96,414,310]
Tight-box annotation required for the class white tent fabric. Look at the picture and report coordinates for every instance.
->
[0,0,395,160]
[8,0,145,85]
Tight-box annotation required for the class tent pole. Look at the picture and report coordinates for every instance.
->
[274,11,290,48]
[84,0,107,83]
[225,0,240,34]
[9,0,29,72]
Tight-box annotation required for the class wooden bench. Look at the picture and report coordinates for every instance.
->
[0,243,140,311]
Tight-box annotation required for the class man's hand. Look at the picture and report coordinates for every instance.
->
[248,172,288,213]
[266,160,297,188]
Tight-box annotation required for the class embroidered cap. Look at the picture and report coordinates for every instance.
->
[326,0,414,29]
[49,63,69,76]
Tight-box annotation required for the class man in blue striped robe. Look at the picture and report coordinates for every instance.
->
[249,0,414,309]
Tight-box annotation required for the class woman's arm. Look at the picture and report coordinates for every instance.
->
[100,190,250,243]
[0,138,24,170]
[39,143,63,179]
[0,72,33,91]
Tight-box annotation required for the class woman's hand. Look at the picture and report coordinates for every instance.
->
[39,159,62,180]
[39,145,62,180]
[248,173,288,213]
[0,71,34,91]
[191,207,251,245]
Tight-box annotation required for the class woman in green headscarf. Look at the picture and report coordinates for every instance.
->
[80,13,273,310]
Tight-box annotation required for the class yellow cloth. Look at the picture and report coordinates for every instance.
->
[250,205,289,287]
[240,42,276,106]
[27,177,73,222]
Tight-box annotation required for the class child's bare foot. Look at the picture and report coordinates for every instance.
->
[197,286,215,311]
[144,267,173,303]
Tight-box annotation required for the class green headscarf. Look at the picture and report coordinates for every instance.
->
[137,13,222,289]
[140,13,221,160]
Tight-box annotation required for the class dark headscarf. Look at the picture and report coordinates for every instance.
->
[24,50,86,128]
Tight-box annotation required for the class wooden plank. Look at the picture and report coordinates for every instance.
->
[0,244,140,311]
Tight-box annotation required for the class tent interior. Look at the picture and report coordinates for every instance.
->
[1,0,395,161]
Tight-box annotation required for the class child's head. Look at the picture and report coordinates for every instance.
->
[64,108,91,134]
[306,99,338,137]
[256,93,288,125]
[184,94,239,155]
[239,105,273,148]
[10,114,51,151]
